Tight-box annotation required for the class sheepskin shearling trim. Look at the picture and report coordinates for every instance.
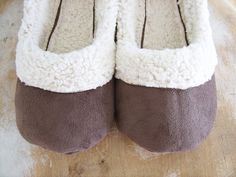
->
[115,0,218,90]
[16,0,118,93]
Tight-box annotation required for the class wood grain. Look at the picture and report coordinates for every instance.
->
[0,0,236,177]
[0,0,12,14]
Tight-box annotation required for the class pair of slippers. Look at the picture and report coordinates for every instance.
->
[15,0,217,153]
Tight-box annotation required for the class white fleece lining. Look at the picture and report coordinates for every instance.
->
[116,0,218,89]
[135,0,187,49]
[16,0,118,93]
[47,0,94,53]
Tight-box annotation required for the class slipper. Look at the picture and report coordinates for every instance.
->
[116,0,217,152]
[15,0,118,153]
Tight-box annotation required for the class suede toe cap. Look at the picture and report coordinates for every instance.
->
[116,77,217,152]
[15,80,114,153]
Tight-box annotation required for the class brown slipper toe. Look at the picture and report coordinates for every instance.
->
[16,80,114,153]
[116,78,217,152]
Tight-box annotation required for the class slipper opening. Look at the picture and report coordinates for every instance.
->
[43,0,95,53]
[136,0,189,50]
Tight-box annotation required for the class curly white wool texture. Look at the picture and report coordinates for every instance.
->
[16,0,118,93]
[116,0,218,90]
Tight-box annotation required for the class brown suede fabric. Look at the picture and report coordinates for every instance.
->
[15,79,114,153]
[116,77,217,152]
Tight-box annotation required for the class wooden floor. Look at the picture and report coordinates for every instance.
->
[0,0,236,177]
